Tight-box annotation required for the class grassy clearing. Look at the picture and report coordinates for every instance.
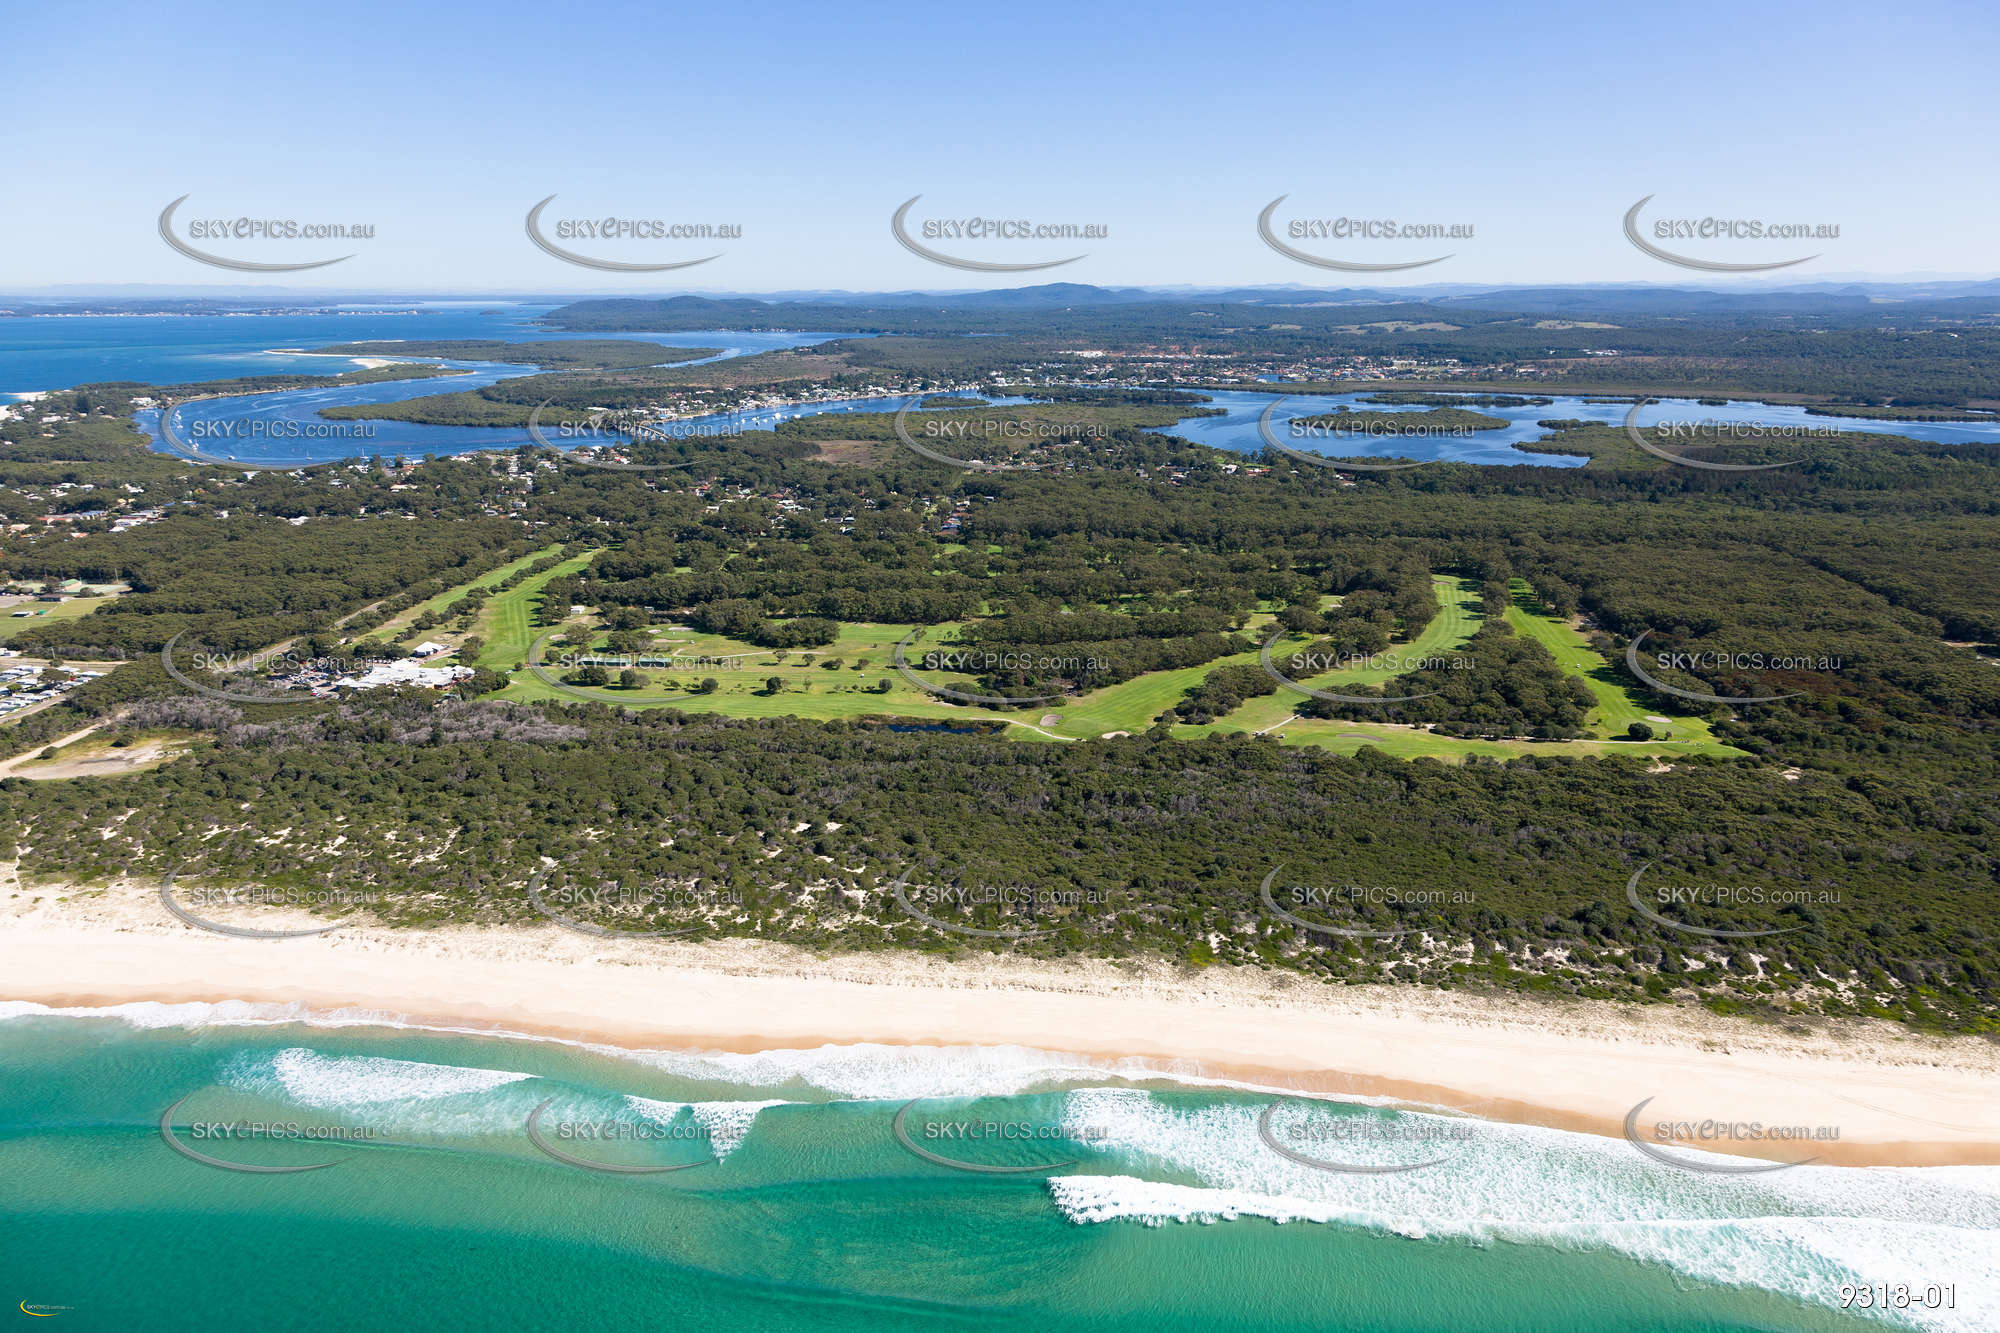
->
[0,596,113,641]
[5,728,198,779]
[476,552,598,670]
[360,545,564,644]
[1195,576,1483,736]
[477,567,1749,764]
[1503,579,1730,751]
[1267,718,1743,762]
[499,619,1005,722]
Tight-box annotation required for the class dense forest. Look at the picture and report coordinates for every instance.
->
[0,314,1995,1032]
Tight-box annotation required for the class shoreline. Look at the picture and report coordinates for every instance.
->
[266,347,405,370]
[5,878,1997,1168]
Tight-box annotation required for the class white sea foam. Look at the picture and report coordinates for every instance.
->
[1044,1091,2000,1333]
[0,1002,1347,1103]
[620,1041,1387,1105]
[625,1094,784,1159]
[6,1000,1995,1324]
[0,998,325,1029]
[214,1047,538,1135]
[262,1047,535,1104]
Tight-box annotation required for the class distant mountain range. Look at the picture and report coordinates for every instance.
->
[8,279,2000,320]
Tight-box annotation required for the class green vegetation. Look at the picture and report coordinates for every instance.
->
[0,595,115,641]
[362,544,566,647]
[2,297,1997,1033]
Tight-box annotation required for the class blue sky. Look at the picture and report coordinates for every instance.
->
[7,0,1994,292]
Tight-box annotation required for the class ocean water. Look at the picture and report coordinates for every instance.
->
[0,303,838,396]
[10,306,1997,471]
[2,1004,1990,1331]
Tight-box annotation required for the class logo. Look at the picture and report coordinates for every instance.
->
[891,630,1064,708]
[154,398,387,473]
[158,870,350,941]
[1256,860,1448,932]
[1256,1101,1464,1175]
[888,870,1083,941]
[889,1099,1086,1174]
[1257,398,1433,473]
[524,1098,718,1175]
[891,399,1037,472]
[526,398,693,471]
[526,870,739,939]
[1256,196,1457,272]
[1622,628,1802,705]
[1622,1097,1822,1174]
[158,1092,360,1174]
[160,632,369,707]
[1623,863,1802,941]
[523,195,730,272]
[158,195,365,272]
[1620,401,1800,473]
[1258,632,1437,705]
[1621,196,1827,274]
[890,195,1092,272]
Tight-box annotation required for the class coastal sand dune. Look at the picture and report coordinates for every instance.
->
[3,875,1994,1167]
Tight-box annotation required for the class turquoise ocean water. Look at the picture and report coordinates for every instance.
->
[2,1005,1991,1331]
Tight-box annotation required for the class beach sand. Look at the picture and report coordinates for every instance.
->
[4,873,1994,1167]
[267,348,402,370]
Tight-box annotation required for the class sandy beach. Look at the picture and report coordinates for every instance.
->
[4,873,1995,1168]
[267,347,402,370]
